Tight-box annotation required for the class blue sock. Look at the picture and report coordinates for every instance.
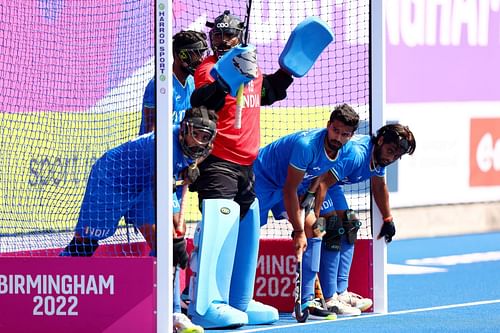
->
[301,237,321,304]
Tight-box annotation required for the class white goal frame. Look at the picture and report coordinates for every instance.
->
[156,0,174,332]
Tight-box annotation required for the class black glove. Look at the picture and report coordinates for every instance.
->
[300,191,315,217]
[378,221,396,243]
[187,164,200,183]
[173,238,189,269]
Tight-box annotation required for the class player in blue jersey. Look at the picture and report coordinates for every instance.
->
[59,105,217,257]
[311,124,416,316]
[140,30,208,134]
[253,103,360,319]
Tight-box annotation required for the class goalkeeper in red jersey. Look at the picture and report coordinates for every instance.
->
[186,9,297,329]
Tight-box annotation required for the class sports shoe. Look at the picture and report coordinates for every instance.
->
[244,299,279,324]
[292,299,337,320]
[325,297,361,316]
[188,301,248,329]
[173,312,204,333]
[338,291,373,312]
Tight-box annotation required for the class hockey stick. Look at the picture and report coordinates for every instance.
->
[293,252,309,323]
[294,251,309,322]
[172,162,194,262]
[178,162,196,232]
[178,182,189,229]
[293,208,309,322]
[314,275,328,309]
[234,0,252,129]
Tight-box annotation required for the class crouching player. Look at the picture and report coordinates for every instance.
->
[312,124,416,315]
[59,106,217,257]
[252,104,359,320]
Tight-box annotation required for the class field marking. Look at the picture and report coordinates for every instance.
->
[406,251,500,266]
[387,263,447,275]
[234,299,500,332]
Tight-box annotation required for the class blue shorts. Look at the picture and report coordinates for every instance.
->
[268,185,349,220]
[320,185,349,215]
[255,185,310,226]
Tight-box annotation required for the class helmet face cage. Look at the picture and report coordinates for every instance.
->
[176,42,208,75]
[207,10,244,57]
[180,118,217,159]
[209,30,241,57]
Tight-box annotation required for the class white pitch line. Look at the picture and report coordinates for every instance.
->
[234,299,500,332]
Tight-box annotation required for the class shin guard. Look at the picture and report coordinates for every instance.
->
[301,237,322,303]
[318,243,341,299]
[188,199,247,328]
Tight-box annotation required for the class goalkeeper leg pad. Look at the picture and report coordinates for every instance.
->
[323,216,344,251]
[59,237,99,256]
[188,199,248,328]
[301,237,322,303]
[229,199,278,325]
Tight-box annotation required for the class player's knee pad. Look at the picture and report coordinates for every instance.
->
[230,199,260,311]
[323,215,344,251]
[311,216,326,238]
[342,210,362,244]
[188,199,240,317]
[59,237,99,256]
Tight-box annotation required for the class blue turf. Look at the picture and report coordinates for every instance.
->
[205,232,500,332]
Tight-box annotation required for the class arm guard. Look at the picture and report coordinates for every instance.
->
[261,69,294,106]
[190,80,228,111]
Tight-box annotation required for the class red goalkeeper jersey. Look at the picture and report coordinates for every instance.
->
[194,56,263,166]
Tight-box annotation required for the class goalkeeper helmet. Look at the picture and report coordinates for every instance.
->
[173,30,208,75]
[206,10,244,58]
[180,106,218,159]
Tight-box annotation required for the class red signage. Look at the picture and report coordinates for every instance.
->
[470,119,500,186]
[185,238,373,313]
